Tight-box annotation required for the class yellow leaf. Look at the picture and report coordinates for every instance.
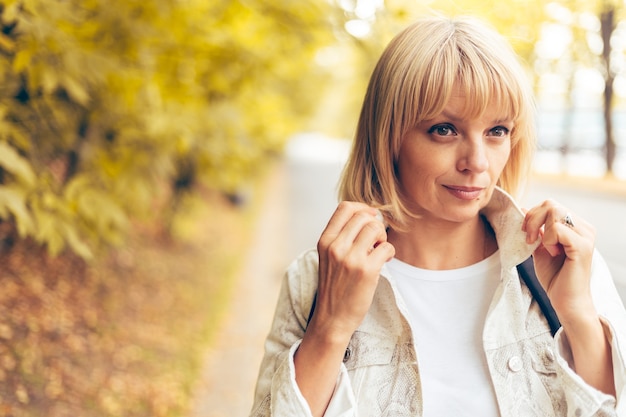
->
[0,33,15,53]
[12,50,31,73]
[62,222,93,260]
[0,141,36,187]
[62,75,90,106]
[0,186,35,236]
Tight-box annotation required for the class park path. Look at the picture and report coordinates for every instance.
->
[188,162,290,417]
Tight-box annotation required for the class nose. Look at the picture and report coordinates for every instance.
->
[457,135,489,173]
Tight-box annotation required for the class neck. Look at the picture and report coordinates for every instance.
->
[387,215,497,270]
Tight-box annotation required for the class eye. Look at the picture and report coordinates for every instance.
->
[428,124,457,136]
[488,126,510,137]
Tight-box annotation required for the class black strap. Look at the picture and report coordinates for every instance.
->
[516,256,561,336]
[306,292,317,327]
[307,256,561,336]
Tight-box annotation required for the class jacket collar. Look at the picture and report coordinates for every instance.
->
[480,186,541,270]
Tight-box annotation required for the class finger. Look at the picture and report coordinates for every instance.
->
[540,234,565,257]
[531,225,563,257]
[319,202,377,247]
[523,200,555,243]
[335,209,385,247]
[542,220,594,260]
[374,209,386,225]
[369,241,396,264]
[352,217,388,254]
[526,203,595,262]
[323,201,377,235]
[523,200,577,244]
[325,217,387,267]
[540,207,570,254]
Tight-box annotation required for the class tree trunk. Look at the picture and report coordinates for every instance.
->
[600,3,616,175]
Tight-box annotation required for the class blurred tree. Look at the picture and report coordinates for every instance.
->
[529,0,624,175]
[600,0,619,174]
[0,0,335,257]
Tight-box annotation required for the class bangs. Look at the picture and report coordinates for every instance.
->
[412,35,524,127]
[455,68,521,123]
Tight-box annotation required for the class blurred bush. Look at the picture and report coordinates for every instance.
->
[0,1,338,415]
[0,0,334,258]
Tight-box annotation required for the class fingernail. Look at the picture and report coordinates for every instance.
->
[375,209,384,223]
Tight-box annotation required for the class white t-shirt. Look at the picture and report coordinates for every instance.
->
[386,251,502,417]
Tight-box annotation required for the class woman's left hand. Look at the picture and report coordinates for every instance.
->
[522,199,597,322]
[523,199,616,396]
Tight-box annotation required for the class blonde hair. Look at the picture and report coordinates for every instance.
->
[339,16,536,229]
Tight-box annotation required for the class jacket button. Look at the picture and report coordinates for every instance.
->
[508,356,523,372]
[545,348,555,362]
[343,347,351,363]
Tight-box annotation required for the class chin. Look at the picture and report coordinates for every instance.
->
[444,203,485,223]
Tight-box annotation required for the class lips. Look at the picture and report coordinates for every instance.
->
[443,185,484,200]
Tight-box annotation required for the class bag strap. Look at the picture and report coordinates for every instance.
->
[516,256,561,336]
[306,292,317,328]
[307,256,561,336]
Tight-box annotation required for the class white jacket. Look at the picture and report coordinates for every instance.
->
[250,188,626,416]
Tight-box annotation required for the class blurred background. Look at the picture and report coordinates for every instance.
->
[0,0,624,416]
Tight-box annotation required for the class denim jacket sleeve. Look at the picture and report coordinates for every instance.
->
[551,250,626,416]
[249,249,358,417]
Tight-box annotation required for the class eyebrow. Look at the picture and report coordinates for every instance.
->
[438,111,513,125]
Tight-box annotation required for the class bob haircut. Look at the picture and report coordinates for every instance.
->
[339,15,536,230]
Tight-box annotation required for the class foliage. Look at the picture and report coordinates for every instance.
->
[0,0,334,258]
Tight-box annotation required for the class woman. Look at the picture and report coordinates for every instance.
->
[250,16,626,417]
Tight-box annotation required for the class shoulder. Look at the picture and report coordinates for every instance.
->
[282,248,320,326]
[286,248,319,278]
[284,248,320,294]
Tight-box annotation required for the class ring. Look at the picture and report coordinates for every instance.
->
[561,213,575,229]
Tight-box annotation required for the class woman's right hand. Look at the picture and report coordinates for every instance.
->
[295,202,394,416]
[308,201,395,345]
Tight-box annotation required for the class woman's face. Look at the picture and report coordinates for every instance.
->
[396,88,512,225]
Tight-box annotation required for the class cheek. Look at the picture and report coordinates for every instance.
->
[398,151,441,185]
[491,143,512,175]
